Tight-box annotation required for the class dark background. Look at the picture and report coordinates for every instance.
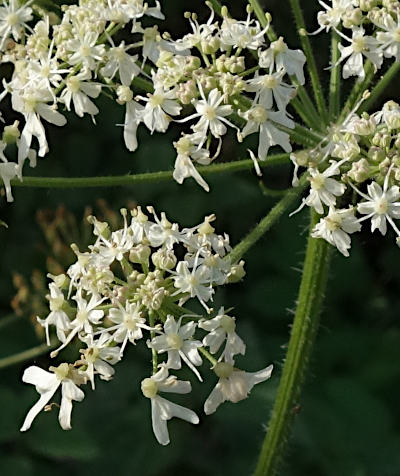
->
[0,1,399,475]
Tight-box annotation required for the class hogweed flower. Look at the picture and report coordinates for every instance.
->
[19,207,273,444]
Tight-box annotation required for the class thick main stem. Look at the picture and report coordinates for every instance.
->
[253,210,331,476]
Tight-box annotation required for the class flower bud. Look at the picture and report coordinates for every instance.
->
[359,0,377,11]
[116,85,133,104]
[227,260,246,283]
[348,158,370,183]
[152,248,177,270]
[368,146,385,163]
[2,121,20,144]
[342,8,363,28]
[129,244,151,265]
[372,132,391,149]
[201,36,220,54]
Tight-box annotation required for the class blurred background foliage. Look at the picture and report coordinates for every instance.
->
[0,0,399,475]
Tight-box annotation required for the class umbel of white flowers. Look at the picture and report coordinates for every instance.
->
[20,207,273,445]
[290,100,400,257]
[0,0,305,200]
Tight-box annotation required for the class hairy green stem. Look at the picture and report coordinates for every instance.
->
[227,175,307,264]
[291,83,323,132]
[358,62,400,114]
[0,341,56,370]
[253,209,332,476]
[277,123,322,148]
[288,0,329,124]
[247,0,322,131]
[7,154,290,189]
[248,0,268,28]
[329,30,341,120]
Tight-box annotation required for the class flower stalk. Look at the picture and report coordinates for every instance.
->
[253,209,331,476]
[358,62,400,114]
[329,30,341,120]
[227,175,307,264]
[7,154,290,189]
[288,0,329,124]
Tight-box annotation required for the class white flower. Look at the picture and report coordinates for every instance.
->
[220,12,268,50]
[240,105,294,159]
[172,134,210,192]
[311,0,357,35]
[246,69,295,111]
[66,32,106,70]
[137,84,181,134]
[60,70,101,120]
[94,209,135,264]
[259,37,306,84]
[79,333,120,389]
[146,208,183,249]
[148,315,203,380]
[204,361,273,415]
[178,86,235,148]
[100,41,140,85]
[37,282,70,345]
[354,169,400,236]
[20,363,85,431]
[311,206,361,257]
[11,88,67,163]
[293,160,347,215]
[116,85,144,152]
[50,290,104,357]
[336,28,383,80]
[174,7,217,50]
[374,12,400,62]
[172,260,214,311]
[141,365,199,446]
[108,301,151,356]
[0,158,19,202]
[199,307,245,364]
[374,101,400,130]
[0,0,33,50]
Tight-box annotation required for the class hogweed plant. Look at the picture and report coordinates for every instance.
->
[0,0,399,473]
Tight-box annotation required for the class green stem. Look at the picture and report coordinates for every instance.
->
[149,312,158,374]
[277,123,322,148]
[258,181,290,198]
[253,209,332,476]
[291,84,322,132]
[248,0,268,28]
[8,155,290,189]
[0,341,55,370]
[338,61,375,122]
[132,76,154,93]
[227,175,307,264]
[199,347,218,366]
[207,0,223,15]
[247,0,322,131]
[288,0,329,124]
[329,29,341,120]
[358,62,400,114]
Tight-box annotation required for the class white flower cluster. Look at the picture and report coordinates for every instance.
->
[20,206,273,445]
[0,0,305,199]
[291,99,400,256]
[313,0,400,79]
